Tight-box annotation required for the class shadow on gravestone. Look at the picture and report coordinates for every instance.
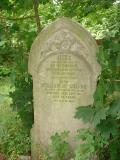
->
[28,17,101,160]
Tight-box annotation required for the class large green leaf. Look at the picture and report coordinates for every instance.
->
[75,106,95,123]
[109,98,120,119]
[96,117,119,139]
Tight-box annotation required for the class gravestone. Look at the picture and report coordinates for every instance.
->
[28,17,101,159]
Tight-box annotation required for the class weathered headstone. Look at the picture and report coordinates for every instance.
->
[28,17,101,159]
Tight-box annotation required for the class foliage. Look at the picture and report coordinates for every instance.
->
[0,99,31,159]
[74,129,95,160]
[47,131,71,160]
[10,74,33,129]
[82,3,120,38]
[55,0,116,21]
[75,3,120,159]
[0,0,60,130]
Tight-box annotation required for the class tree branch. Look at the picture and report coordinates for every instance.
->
[0,15,35,21]
[33,0,41,33]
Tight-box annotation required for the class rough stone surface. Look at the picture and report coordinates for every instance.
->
[28,17,101,159]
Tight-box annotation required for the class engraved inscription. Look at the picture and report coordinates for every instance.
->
[40,54,89,102]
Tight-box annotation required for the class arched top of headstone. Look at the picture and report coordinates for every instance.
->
[29,17,101,77]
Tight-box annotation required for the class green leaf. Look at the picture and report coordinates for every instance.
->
[75,129,95,160]
[109,98,120,115]
[75,106,95,123]
[109,98,120,119]
[93,107,108,126]
[96,117,119,139]
[50,132,70,160]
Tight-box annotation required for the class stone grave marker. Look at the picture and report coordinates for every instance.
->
[28,17,101,159]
